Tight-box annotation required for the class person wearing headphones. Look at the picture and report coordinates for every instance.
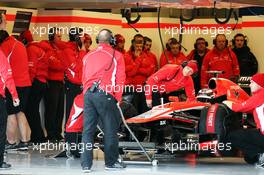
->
[19,30,48,144]
[39,27,66,142]
[145,60,198,108]
[82,29,126,172]
[159,38,187,68]
[0,30,31,151]
[0,44,19,169]
[200,34,240,88]
[63,27,87,127]
[187,37,210,94]
[232,33,258,76]
[114,34,126,54]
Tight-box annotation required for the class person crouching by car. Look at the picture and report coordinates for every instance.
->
[223,73,264,168]
[145,60,198,109]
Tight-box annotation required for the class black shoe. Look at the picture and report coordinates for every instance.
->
[56,135,64,142]
[82,167,92,173]
[255,153,264,168]
[5,143,18,151]
[17,141,29,151]
[105,162,126,171]
[0,162,11,169]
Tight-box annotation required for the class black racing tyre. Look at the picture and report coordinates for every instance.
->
[199,103,241,156]
[199,104,231,142]
[199,103,241,141]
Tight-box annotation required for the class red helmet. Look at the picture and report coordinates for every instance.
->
[114,34,125,44]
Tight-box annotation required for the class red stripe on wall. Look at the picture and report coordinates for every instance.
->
[242,21,264,27]
[6,14,264,28]
[122,23,243,29]
[5,14,16,21]
[31,16,122,25]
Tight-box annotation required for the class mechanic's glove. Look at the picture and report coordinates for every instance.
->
[222,100,233,109]
[146,99,152,108]
[13,98,20,107]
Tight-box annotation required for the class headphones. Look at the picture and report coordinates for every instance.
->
[166,38,181,51]
[194,38,208,49]
[96,29,116,46]
[48,27,57,41]
[213,34,228,47]
[232,33,248,47]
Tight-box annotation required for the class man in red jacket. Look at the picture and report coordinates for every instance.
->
[224,73,264,168]
[0,48,19,169]
[63,27,87,125]
[159,38,187,68]
[114,34,126,54]
[201,34,240,88]
[19,30,48,143]
[124,37,156,113]
[83,33,92,53]
[40,27,65,141]
[144,36,158,73]
[81,29,126,172]
[145,61,198,108]
[0,30,31,151]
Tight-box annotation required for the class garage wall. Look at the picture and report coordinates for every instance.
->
[2,7,264,72]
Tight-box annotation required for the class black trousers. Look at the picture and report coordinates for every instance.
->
[81,89,120,168]
[132,91,149,114]
[227,129,264,164]
[44,80,64,140]
[65,80,82,127]
[25,79,47,143]
[192,75,201,95]
[0,96,7,165]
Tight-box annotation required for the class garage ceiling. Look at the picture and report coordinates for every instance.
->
[0,0,263,9]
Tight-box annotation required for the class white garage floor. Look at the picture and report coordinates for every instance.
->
[1,150,263,175]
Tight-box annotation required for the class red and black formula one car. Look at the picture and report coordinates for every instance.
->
[63,77,252,165]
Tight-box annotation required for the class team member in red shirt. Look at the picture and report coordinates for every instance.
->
[19,30,48,143]
[201,34,240,88]
[83,33,92,53]
[159,38,187,68]
[0,47,19,169]
[143,36,158,73]
[40,27,65,141]
[124,36,156,113]
[224,73,264,167]
[63,27,87,124]
[0,30,31,150]
[187,37,210,93]
[114,34,126,55]
[81,29,126,172]
[145,61,198,108]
